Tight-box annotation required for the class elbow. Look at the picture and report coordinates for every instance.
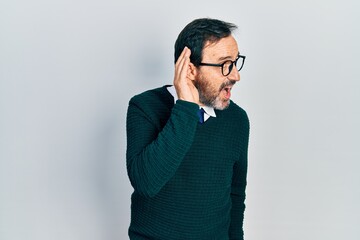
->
[128,177,161,198]
[139,187,159,198]
[127,162,161,198]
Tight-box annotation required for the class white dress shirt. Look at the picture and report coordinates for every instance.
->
[167,85,216,122]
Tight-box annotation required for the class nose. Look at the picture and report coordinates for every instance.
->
[227,63,240,81]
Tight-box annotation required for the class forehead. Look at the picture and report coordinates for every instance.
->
[202,35,239,61]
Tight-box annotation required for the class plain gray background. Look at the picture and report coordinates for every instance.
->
[1,0,359,239]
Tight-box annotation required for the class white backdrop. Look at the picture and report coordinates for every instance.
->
[1,0,359,239]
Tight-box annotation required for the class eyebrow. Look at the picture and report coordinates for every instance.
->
[217,52,240,61]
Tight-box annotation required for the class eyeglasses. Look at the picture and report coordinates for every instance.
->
[199,54,246,76]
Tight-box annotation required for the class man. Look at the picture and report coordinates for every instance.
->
[126,18,249,239]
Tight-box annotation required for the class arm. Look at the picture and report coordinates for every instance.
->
[229,114,250,240]
[126,47,200,198]
[229,160,248,240]
[126,99,199,198]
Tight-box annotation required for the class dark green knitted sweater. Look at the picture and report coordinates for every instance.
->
[126,85,249,240]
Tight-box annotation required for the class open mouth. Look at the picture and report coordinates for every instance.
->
[224,86,232,92]
[222,86,233,99]
[219,80,236,101]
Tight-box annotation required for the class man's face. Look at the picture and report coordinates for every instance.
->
[194,35,240,110]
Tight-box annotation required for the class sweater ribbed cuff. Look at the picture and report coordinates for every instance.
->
[174,100,199,120]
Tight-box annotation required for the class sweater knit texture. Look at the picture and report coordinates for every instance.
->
[126,85,250,240]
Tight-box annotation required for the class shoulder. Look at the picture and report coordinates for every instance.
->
[130,85,170,104]
[217,101,250,134]
[214,101,249,130]
[227,100,249,122]
[127,86,174,127]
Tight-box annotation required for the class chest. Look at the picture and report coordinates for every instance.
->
[176,119,244,185]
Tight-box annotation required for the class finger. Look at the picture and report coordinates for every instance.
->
[175,47,191,74]
[175,47,190,67]
[175,61,189,84]
[175,47,186,67]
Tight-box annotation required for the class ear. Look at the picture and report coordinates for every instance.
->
[187,62,197,81]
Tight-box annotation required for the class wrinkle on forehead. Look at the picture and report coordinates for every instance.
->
[202,35,239,62]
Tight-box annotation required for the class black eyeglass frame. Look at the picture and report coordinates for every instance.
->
[198,54,246,76]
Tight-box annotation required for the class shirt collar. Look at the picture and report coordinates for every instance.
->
[166,85,216,120]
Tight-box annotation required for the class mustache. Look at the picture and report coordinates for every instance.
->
[219,80,236,91]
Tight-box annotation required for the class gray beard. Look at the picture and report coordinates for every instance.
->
[195,79,236,110]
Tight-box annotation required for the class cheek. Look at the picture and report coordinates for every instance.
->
[197,72,223,91]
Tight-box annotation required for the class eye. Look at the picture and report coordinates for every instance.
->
[222,60,232,69]
[222,60,233,76]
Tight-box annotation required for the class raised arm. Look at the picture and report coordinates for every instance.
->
[126,47,200,198]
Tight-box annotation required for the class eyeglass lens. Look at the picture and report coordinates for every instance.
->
[222,57,244,76]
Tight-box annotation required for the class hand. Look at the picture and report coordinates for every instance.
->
[173,47,199,105]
